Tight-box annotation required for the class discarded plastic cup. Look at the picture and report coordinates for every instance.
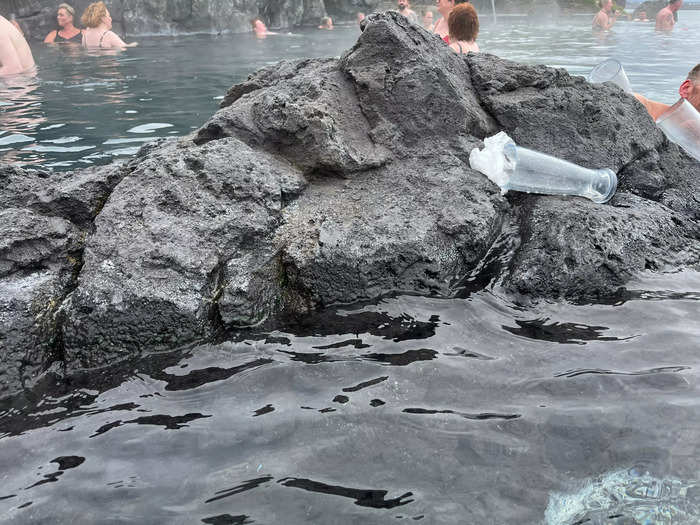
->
[588,59,632,93]
[502,143,617,204]
[655,98,700,162]
[469,132,617,204]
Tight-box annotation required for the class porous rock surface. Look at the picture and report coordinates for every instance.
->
[1,13,698,396]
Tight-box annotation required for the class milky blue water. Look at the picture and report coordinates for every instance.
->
[1,12,699,170]
[1,12,699,525]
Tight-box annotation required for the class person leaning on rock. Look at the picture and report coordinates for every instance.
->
[592,0,618,31]
[656,0,682,31]
[0,14,35,76]
[634,64,700,120]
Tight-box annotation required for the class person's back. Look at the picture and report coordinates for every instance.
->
[656,0,682,31]
[0,15,34,76]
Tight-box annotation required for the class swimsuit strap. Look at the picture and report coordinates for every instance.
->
[98,30,109,47]
[457,42,463,54]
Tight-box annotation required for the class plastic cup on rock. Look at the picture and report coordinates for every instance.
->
[588,59,632,93]
[655,99,700,162]
[502,143,618,204]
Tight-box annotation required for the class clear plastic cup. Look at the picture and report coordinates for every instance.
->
[655,99,700,162]
[503,143,618,204]
[588,59,632,93]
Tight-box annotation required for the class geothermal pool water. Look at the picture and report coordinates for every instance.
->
[1,12,700,525]
[1,13,699,170]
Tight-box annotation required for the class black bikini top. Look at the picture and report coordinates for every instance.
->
[55,31,82,43]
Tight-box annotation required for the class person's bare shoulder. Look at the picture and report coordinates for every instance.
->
[44,30,58,43]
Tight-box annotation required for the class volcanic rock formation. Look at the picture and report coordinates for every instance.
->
[1,13,698,397]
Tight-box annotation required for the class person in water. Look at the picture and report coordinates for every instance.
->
[44,3,82,44]
[251,18,268,38]
[634,64,700,120]
[81,2,137,49]
[0,14,35,76]
[357,12,365,25]
[422,9,434,30]
[433,0,468,42]
[397,0,419,24]
[448,3,479,54]
[633,10,649,22]
[592,0,618,31]
[318,16,334,30]
[655,0,682,31]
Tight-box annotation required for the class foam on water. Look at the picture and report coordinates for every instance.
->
[545,469,700,525]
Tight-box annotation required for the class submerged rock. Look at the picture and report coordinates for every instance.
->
[0,13,698,395]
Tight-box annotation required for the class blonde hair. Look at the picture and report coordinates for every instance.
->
[58,3,75,18]
[81,1,108,28]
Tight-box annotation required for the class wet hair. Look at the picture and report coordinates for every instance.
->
[689,64,700,82]
[448,3,479,42]
[81,1,108,28]
[669,0,681,4]
[58,3,75,18]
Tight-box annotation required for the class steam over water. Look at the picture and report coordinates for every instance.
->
[1,12,700,525]
[1,12,699,170]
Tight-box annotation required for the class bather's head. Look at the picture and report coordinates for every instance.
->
[251,18,267,33]
[81,2,110,29]
[57,3,76,28]
[668,0,683,11]
[680,64,700,111]
[448,3,479,43]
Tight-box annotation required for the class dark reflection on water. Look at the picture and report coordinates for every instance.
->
[153,358,274,391]
[205,476,274,504]
[0,272,698,523]
[402,408,521,420]
[25,456,85,489]
[555,365,690,378]
[278,477,414,509]
[91,412,211,437]
[201,515,253,525]
[502,317,629,344]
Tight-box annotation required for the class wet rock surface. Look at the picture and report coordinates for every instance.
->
[1,13,698,396]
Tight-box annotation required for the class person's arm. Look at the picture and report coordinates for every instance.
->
[44,30,58,43]
[104,31,138,48]
[592,12,603,29]
[0,31,23,75]
[606,11,618,29]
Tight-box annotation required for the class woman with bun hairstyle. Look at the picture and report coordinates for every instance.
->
[81,2,137,49]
